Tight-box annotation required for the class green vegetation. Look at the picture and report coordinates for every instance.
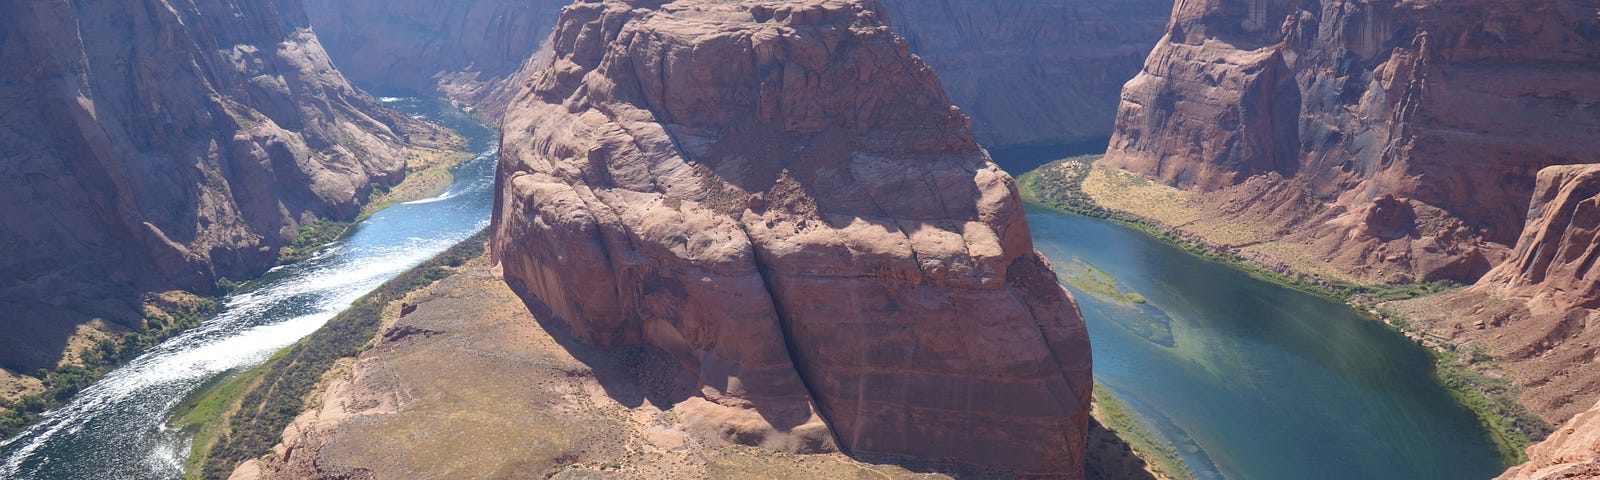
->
[0,295,220,439]
[170,359,276,479]
[275,219,354,266]
[1434,346,1552,466]
[191,230,487,479]
[1061,257,1148,305]
[1092,384,1197,480]
[1021,156,1546,467]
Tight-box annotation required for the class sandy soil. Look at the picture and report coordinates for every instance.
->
[234,251,1167,479]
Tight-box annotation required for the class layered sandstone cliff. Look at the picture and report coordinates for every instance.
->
[1103,0,1600,284]
[303,0,566,117]
[879,0,1171,149]
[490,0,1091,475]
[1399,164,1600,425]
[0,0,426,375]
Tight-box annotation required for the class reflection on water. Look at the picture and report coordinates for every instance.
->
[1022,201,1503,480]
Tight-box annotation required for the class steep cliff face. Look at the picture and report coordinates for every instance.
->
[303,0,566,117]
[490,0,1091,475]
[0,0,423,374]
[1402,164,1600,425]
[1104,0,1600,283]
[877,0,1172,149]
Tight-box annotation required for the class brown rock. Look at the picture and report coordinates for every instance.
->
[0,0,425,373]
[1404,165,1600,428]
[878,0,1172,149]
[491,0,1091,476]
[1104,0,1600,284]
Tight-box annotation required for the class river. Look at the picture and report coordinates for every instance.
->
[0,97,497,479]
[1,112,1506,479]
[993,150,1505,480]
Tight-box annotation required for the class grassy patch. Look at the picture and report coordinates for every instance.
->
[274,219,354,266]
[191,230,487,478]
[0,294,219,439]
[1091,384,1196,480]
[1434,346,1552,466]
[170,358,277,479]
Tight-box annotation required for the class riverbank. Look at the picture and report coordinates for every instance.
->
[180,244,1183,479]
[0,293,219,440]
[1018,156,1549,465]
[1,99,478,449]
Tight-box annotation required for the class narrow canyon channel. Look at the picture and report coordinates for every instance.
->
[995,151,1506,479]
[0,98,497,479]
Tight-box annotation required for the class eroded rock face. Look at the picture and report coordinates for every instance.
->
[0,0,420,372]
[304,0,567,117]
[878,0,1171,149]
[491,0,1091,475]
[1404,165,1600,426]
[1500,398,1600,480]
[1104,0,1600,283]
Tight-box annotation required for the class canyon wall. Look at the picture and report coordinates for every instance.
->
[303,0,566,117]
[1486,169,1600,478]
[1103,0,1600,284]
[0,0,424,376]
[490,0,1092,475]
[878,0,1172,149]
[1402,164,1600,426]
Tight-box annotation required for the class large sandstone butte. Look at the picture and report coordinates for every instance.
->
[491,0,1091,475]
[303,0,568,118]
[0,0,425,376]
[1103,0,1600,284]
[879,0,1172,149]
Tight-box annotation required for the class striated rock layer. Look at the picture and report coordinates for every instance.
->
[879,0,1172,149]
[0,0,425,374]
[490,0,1091,475]
[1104,0,1600,284]
[1400,164,1600,425]
[303,0,567,117]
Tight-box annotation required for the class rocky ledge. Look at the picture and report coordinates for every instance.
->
[490,0,1091,475]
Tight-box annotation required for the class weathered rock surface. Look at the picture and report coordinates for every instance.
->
[878,0,1171,149]
[1499,398,1600,480]
[491,0,1091,475]
[0,0,426,374]
[304,0,567,117]
[1104,0,1600,284]
[1397,165,1600,425]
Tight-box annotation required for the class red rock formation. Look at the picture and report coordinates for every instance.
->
[491,0,1091,475]
[303,0,567,117]
[1104,0,1600,284]
[0,0,423,373]
[1500,398,1600,480]
[878,0,1172,149]
[1405,165,1600,424]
